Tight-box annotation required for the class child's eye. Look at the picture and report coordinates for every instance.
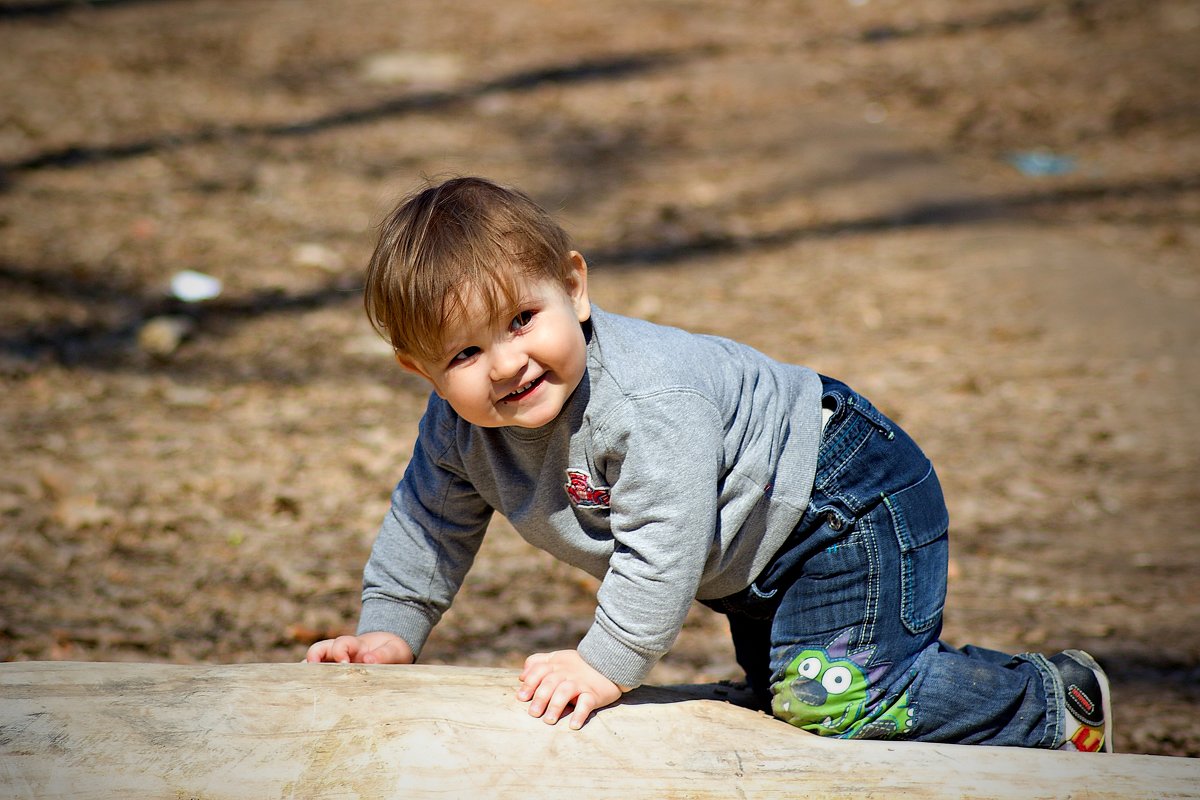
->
[509,310,535,332]
[450,346,480,365]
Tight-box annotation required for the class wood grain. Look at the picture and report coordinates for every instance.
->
[1,662,1196,799]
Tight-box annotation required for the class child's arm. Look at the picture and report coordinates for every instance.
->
[525,394,725,725]
[304,631,415,665]
[517,649,626,730]
[357,406,494,662]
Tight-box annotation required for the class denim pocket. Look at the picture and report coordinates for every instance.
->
[882,465,949,635]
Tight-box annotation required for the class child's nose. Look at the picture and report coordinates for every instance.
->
[489,343,527,382]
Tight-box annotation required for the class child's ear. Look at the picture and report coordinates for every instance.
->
[394,352,443,395]
[567,251,591,323]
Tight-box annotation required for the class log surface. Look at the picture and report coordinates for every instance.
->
[1,661,1197,799]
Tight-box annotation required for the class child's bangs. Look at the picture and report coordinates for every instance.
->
[392,253,522,364]
[438,264,525,346]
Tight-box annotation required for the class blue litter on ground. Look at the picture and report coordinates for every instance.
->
[1006,151,1077,177]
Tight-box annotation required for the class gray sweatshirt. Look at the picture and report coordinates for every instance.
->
[358,306,824,687]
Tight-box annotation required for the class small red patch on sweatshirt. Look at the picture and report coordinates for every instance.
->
[565,469,610,509]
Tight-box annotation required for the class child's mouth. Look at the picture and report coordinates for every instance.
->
[502,374,545,402]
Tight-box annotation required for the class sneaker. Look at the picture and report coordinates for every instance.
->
[1051,650,1113,753]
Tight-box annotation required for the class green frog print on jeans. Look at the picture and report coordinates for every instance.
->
[771,630,915,739]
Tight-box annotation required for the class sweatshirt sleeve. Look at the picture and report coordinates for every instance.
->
[577,390,724,688]
[357,413,493,658]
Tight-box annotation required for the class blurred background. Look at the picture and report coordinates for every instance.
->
[1,0,1196,755]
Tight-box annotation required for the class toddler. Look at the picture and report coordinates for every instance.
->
[306,176,1112,751]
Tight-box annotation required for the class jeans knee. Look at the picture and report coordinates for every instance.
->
[770,635,915,739]
[771,668,868,735]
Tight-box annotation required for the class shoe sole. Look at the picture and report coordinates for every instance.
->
[1062,649,1114,753]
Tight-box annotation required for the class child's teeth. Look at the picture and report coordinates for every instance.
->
[508,380,535,398]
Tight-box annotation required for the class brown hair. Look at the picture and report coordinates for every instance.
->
[364,176,576,363]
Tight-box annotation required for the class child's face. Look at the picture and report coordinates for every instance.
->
[397,252,591,429]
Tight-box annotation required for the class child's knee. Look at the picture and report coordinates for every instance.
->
[770,662,868,736]
[769,639,915,739]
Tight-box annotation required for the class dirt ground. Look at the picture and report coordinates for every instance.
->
[1,0,1198,758]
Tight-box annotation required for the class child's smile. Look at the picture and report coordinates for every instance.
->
[501,374,546,402]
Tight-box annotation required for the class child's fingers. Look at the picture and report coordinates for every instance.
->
[517,660,551,702]
[362,638,409,664]
[541,681,580,725]
[526,670,562,716]
[305,633,413,665]
[329,635,364,663]
[304,641,331,663]
[569,692,596,730]
[519,651,549,682]
[305,638,352,663]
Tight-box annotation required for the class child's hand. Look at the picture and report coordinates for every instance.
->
[304,631,415,665]
[517,649,625,730]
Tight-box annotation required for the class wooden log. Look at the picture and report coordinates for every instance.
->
[1,661,1196,799]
